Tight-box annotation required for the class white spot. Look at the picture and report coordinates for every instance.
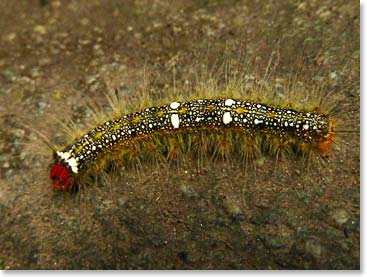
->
[170,101,180,109]
[243,118,248,123]
[66,157,77,168]
[223,112,232,124]
[112,134,117,141]
[171,114,180,129]
[57,151,71,161]
[149,124,153,128]
[92,145,96,151]
[303,124,309,130]
[225,98,235,106]
[254,118,263,125]
[284,121,288,127]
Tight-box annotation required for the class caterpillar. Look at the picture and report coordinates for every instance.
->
[50,96,336,192]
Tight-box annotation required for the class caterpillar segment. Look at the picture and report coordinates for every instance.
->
[50,98,335,191]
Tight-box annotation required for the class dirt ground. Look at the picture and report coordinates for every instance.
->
[0,0,359,269]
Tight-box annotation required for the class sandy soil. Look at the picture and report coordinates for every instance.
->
[0,0,359,269]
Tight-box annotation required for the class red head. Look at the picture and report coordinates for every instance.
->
[50,163,74,191]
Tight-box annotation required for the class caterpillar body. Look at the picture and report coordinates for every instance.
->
[50,97,336,191]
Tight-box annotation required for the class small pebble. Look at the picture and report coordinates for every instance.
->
[33,25,47,35]
[305,239,322,259]
[224,200,242,216]
[38,101,47,110]
[255,156,266,167]
[332,208,350,224]
[118,196,128,206]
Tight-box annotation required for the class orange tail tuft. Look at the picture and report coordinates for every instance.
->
[316,120,336,157]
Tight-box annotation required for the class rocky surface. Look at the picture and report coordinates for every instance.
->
[0,0,359,269]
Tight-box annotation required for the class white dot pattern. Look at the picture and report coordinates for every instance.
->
[55,98,331,174]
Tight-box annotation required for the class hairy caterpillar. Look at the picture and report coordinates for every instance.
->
[50,96,336,192]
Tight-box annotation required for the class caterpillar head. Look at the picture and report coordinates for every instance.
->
[50,163,74,191]
[50,151,78,191]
